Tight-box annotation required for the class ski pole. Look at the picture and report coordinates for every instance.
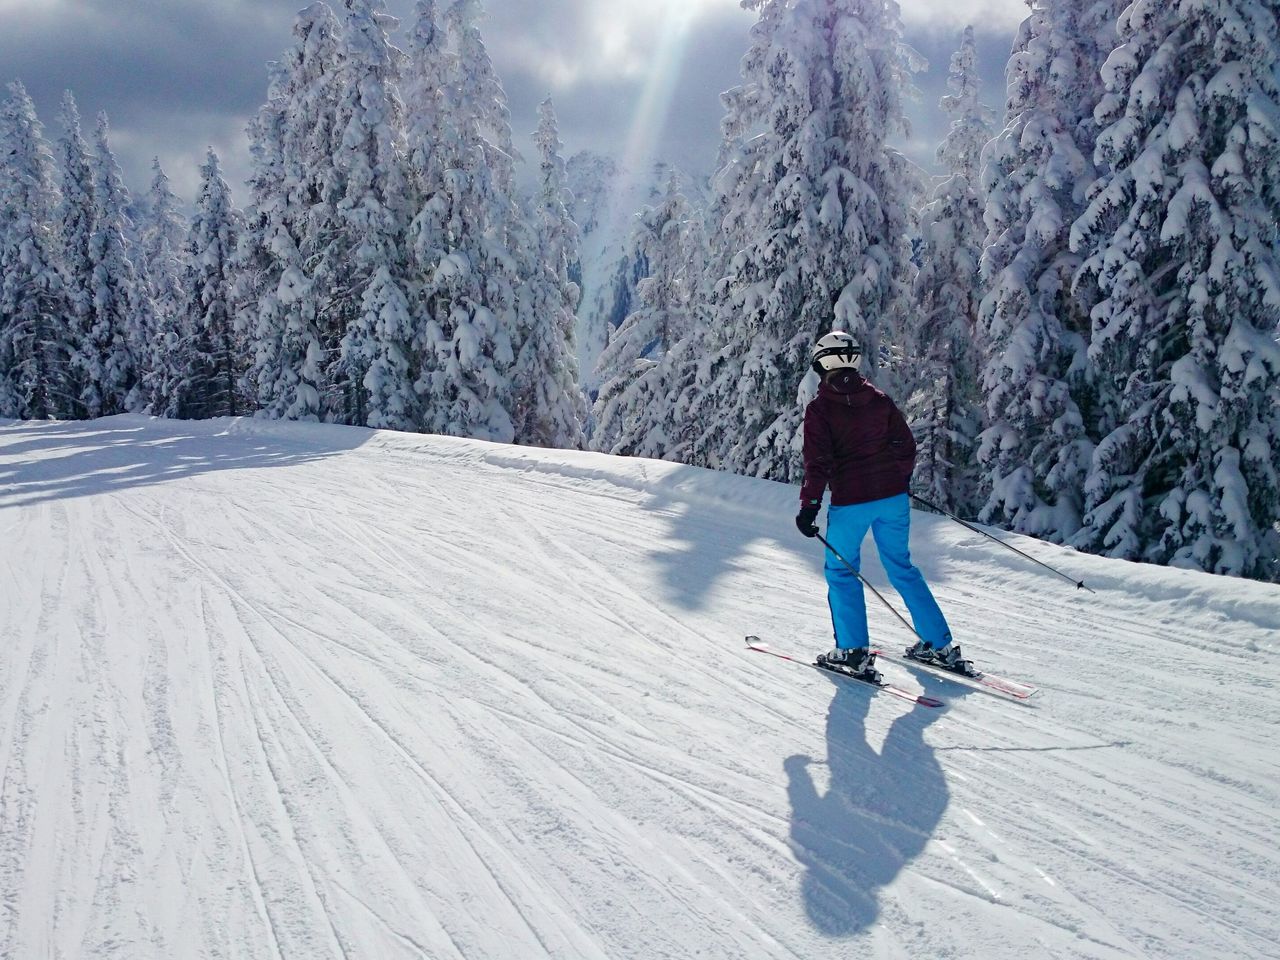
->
[814,532,925,643]
[909,493,1095,593]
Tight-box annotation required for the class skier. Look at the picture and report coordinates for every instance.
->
[795,331,963,679]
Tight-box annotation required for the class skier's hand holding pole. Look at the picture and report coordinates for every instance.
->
[795,501,820,538]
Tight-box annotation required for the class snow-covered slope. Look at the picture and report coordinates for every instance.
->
[1,415,1277,960]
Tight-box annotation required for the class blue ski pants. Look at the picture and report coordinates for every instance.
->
[824,493,951,651]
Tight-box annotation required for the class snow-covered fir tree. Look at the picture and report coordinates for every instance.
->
[85,113,150,416]
[413,0,522,442]
[331,0,416,429]
[447,0,519,195]
[905,27,994,512]
[510,98,587,449]
[670,0,919,481]
[593,172,706,457]
[238,1,343,422]
[180,150,246,419]
[1069,0,1280,579]
[566,155,710,397]
[0,81,72,420]
[55,91,97,419]
[235,67,300,419]
[139,158,189,416]
[976,0,1123,537]
[402,0,452,383]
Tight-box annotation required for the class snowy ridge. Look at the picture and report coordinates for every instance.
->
[1,416,1277,959]
[218,415,1280,635]
[205,414,805,522]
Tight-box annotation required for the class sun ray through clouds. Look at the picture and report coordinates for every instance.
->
[595,3,705,255]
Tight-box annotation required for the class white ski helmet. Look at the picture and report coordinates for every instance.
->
[810,331,862,375]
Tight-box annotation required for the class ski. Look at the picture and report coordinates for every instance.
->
[872,647,1039,702]
[745,638,944,708]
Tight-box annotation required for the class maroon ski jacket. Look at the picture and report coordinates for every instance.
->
[799,371,917,507]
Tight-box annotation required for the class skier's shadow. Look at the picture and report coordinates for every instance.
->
[785,672,968,937]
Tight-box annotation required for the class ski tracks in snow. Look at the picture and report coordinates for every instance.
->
[1,416,1278,959]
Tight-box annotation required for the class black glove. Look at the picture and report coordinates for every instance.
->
[795,502,820,538]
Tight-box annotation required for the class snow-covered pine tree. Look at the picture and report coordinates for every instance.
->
[593,172,705,457]
[323,0,415,430]
[1069,0,1280,579]
[235,59,297,419]
[0,81,73,420]
[510,97,587,449]
[55,92,97,419]
[238,1,343,422]
[678,0,919,481]
[403,0,451,223]
[447,0,519,195]
[413,0,522,443]
[402,0,452,399]
[139,158,189,416]
[140,160,187,299]
[976,0,1122,538]
[181,150,246,419]
[85,112,150,416]
[905,26,994,512]
[563,155,708,398]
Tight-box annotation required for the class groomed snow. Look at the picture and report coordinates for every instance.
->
[1,415,1277,959]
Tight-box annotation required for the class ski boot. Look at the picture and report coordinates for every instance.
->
[817,647,882,683]
[906,640,978,678]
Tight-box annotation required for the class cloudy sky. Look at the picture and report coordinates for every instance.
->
[0,0,1029,206]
